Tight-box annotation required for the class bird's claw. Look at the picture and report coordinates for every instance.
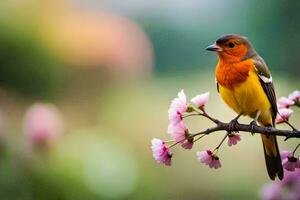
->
[228,119,239,133]
[250,120,258,136]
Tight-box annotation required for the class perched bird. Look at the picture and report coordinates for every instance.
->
[206,34,283,180]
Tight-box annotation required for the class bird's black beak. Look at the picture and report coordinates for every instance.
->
[206,43,222,52]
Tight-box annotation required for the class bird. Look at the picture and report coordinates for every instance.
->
[206,34,283,180]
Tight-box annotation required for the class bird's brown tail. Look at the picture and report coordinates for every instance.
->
[261,133,283,180]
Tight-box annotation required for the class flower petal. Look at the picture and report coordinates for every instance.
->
[191,92,210,108]
[275,108,293,124]
[278,97,294,108]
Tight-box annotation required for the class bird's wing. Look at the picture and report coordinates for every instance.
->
[253,56,277,125]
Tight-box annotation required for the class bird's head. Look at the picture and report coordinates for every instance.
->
[206,34,257,62]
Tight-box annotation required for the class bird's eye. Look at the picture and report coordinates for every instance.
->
[228,42,235,48]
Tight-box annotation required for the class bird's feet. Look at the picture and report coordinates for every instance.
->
[228,113,242,133]
[228,118,239,133]
[250,120,258,136]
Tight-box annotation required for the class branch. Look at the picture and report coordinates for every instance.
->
[189,119,300,140]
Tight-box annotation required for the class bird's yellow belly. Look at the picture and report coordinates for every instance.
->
[219,71,271,121]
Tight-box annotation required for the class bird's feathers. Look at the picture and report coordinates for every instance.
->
[261,134,284,180]
[253,56,278,125]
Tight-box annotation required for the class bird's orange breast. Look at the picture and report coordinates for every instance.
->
[216,59,253,89]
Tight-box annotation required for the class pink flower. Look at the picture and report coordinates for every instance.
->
[191,92,210,109]
[196,150,221,169]
[288,187,300,200]
[170,90,188,114]
[181,140,193,150]
[23,103,64,147]
[275,108,293,124]
[281,168,300,185]
[281,151,300,171]
[227,133,241,146]
[283,157,300,171]
[197,150,213,164]
[260,169,300,200]
[168,110,182,126]
[288,90,300,103]
[280,150,291,160]
[209,158,221,169]
[260,182,282,200]
[280,150,292,160]
[168,89,188,125]
[277,97,294,108]
[151,138,172,166]
[168,121,188,143]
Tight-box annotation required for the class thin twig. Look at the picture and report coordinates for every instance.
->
[284,120,297,131]
[293,143,300,155]
[214,133,229,151]
[183,113,201,118]
[201,110,219,124]
[193,134,206,142]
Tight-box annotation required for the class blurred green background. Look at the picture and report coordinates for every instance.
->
[0,0,299,199]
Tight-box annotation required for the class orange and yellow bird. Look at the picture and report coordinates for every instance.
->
[206,34,283,180]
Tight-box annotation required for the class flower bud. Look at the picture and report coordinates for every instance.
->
[23,103,64,149]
